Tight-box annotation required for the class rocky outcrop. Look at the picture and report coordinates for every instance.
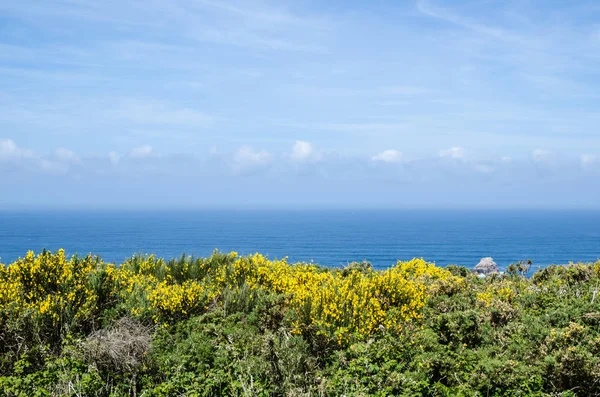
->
[473,257,498,276]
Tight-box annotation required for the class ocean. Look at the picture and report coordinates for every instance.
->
[0,210,599,270]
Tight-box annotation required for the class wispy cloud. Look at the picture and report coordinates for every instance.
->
[532,149,555,164]
[233,146,272,167]
[194,0,323,27]
[3,0,600,209]
[55,148,82,164]
[113,99,214,127]
[439,146,465,159]
[282,84,437,99]
[1,0,330,53]
[372,150,403,163]
[109,151,121,165]
[129,145,156,159]
[416,0,523,42]
[581,154,597,169]
[316,123,407,134]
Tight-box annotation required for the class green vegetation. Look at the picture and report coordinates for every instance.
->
[1,250,600,396]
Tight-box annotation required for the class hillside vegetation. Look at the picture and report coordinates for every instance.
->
[1,250,600,396]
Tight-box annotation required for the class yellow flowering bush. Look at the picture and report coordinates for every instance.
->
[214,254,460,343]
[547,322,587,349]
[147,280,216,322]
[476,281,517,307]
[0,250,465,345]
[0,250,98,328]
[112,254,225,323]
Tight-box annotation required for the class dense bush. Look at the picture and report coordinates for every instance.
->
[1,250,600,396]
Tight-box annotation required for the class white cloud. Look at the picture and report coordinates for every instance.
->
[31,147,83,175]
[0,139,18,159]
[0,139,33,161]
[501,156,512,163]
[55,147,81,164]
[372,149,403,163]
[129,145,155,159]
[108,151,120,165]
[0,140,77,174]
[290,140,315,161]
[439,146,465,159]
[234,146,272,166]
[581,154,597,168]
[532,149,554,163]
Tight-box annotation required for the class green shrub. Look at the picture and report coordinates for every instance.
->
[3,250,600,396]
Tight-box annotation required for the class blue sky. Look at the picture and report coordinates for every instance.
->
[1,0,600,209]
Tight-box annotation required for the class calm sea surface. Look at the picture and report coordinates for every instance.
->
[0,210,599,270]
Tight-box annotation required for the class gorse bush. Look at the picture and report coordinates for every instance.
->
[1,250,600,396]
[0,250,102,367]
[226,254,461,343]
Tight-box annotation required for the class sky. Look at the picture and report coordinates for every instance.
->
[1,0,600,209]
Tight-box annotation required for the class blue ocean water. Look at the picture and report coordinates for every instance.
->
[0,210,599,270]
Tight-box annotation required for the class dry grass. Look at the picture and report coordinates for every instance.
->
[82,317,153,374]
